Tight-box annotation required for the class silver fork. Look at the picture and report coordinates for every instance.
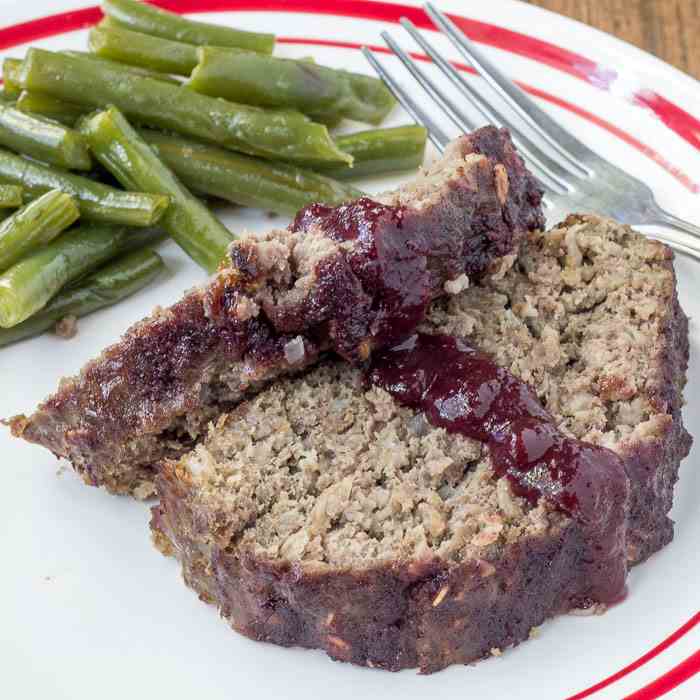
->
[362,2,700,260]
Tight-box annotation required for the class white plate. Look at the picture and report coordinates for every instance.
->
[1,1,699,698]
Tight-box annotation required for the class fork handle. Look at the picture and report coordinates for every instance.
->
[647,204,700,239]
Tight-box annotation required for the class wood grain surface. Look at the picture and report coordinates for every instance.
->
[524,0,700,79]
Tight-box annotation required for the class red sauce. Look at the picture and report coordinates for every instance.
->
[286,128,546,361]
[291,198,399,243]
[292,197,432,347]
[368,332,630,605]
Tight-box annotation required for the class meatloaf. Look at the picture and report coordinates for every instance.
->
[151,215,691,673]
[8,126,544,498]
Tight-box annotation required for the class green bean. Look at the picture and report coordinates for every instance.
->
[0,148,169,226]
[319,126,428,180]
[0,184,20,222]
[140,129,362,216]
[89,20,198,76]
[21,49,352,167]
[102,0,274,54]
[0,190,79,272]
[0,102,91,170]
[0,223,150,327]
[81,107,233,272]
[113,227,167,256]
[0,249,165,347]
[63,49,181,84]
[2,59,23,99]
[0,89,15,104]
[0,184,22,208]
[15,91,86,127]
[63,227,167,292]
[189,47,396,125]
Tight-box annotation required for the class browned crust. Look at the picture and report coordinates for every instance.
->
[151,405,690,674]
[618,285,691,563]
[152,464,586,673]
[552,215,691,565]
[151,408,689,674]
[8,298,312,495]
[8,127,544,496]
[149,216,691,672]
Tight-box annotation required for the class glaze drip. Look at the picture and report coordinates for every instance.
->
[369,332,630,605]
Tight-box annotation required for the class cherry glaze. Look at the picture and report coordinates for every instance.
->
[291,198,398,243]
[292,197,432,346]
[368,333,630,605]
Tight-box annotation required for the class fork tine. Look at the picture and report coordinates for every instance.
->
[398,18,577,192]
[379,32,479,131]
[365,43,560,203]
[362,44,559,200]
[396,20,498,128]
[362,36,700,261]
[381,30,565,194]
[361,47,451,151]
[424,2,593,178]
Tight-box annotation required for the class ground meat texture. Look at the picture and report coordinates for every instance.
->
[151,215,690,672]
[8,127,544,497]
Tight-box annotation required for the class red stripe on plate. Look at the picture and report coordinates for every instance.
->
[523,87,700,194]
[634,91,700,151]
[0,2,696,696]
[566,613,700,700]
[279,38,700,193]
[0,0,697,192]
[0,7,101,48]
[623,648,700,700]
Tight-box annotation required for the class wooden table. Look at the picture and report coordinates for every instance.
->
[525,0,700,79]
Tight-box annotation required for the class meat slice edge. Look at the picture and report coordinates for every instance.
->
[150,215,691,672]
[8,126,544,497]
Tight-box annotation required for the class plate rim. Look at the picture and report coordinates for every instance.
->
[0,2,698,699]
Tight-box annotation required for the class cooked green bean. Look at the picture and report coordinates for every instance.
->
[0,190,79,273]
[349,72,402,120]
[0,223,149,327]
[189,47,396,125]
[113,227,167,256]
[0,248,165,347]
[0,148,169,226]
[16,91,86,127]
[0,184,22,208]
[81,107,233,272]
[21,49,352,167]
[2,59,23,99]
[89,20,198,76]
[0,102,91,170]
[319,126,428,180]
[62,228,167,289]
[63,49,181,84]
[140,129,362,216]
[102,0,274,54]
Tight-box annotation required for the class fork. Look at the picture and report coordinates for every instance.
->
[362,2,700,260]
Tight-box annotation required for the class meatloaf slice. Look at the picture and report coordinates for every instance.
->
[151,215,691,673]
[8,126,543,498]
